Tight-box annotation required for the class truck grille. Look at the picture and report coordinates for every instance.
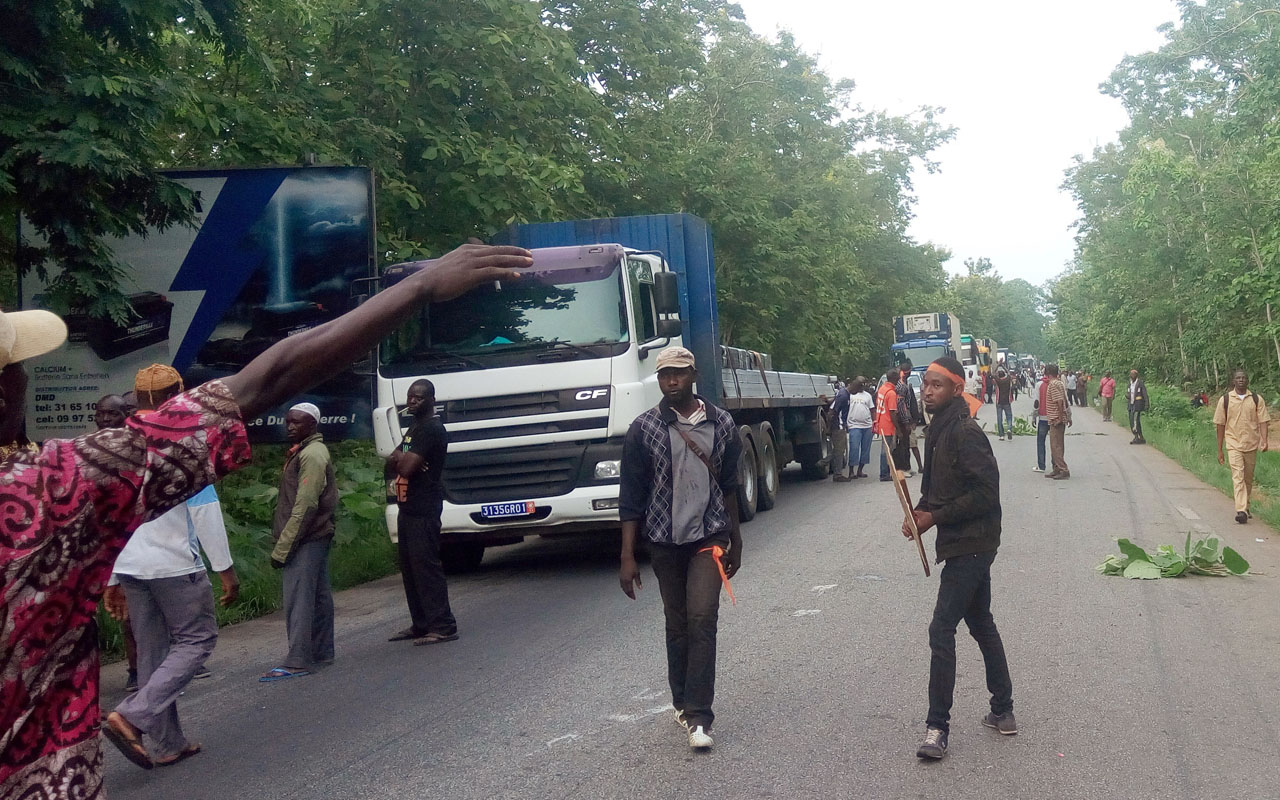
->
[438,388,609,424]
[443,443,584,503]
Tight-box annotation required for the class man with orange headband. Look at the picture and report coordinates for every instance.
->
[618,346,742,751]
[905,357,1014,761]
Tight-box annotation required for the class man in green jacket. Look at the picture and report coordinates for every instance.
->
[261,402,339,681]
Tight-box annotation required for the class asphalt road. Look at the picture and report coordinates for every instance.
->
[101,394,1280,799]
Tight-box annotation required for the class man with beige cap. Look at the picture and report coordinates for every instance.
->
[0,241,533,798]
[618,345,743,751]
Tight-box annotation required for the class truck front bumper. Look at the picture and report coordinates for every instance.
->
[384,484,621,544]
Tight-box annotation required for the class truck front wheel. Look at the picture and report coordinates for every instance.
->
[441,543,486,573]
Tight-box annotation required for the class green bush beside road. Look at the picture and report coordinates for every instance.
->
[97,440,396,660]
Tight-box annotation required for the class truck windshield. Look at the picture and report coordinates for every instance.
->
[894,343,949,367]
[380,262,629,376]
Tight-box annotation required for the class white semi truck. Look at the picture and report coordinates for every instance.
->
[371,214,837,570]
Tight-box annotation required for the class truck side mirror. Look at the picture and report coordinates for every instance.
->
[657,318,682,338]
[653,271,680,315]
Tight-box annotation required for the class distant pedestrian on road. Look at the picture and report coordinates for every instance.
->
[618,346,742,751]
[1077,372,1090,407]
[1032,373,1050,472]
[900,359,927,473]
[1127,369,1148,444]
[895,362,918,476]
[102,369,239,768]
[906,357,1015,761]
[1214,369,1270,524]
[847,379,875,478]
[994,368,1014,441]
[1098,371,1116,422]
[829,381,851,482]
[1065,370,1078,406]
[387,379,460,645]
[1044,364,1072,479]
[877,369,901,481]
[261,403,338,680]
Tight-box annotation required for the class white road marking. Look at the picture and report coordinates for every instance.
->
[811,584,838,595]
[545,734,581,748]
[1175,506,1201,520]
[793,609,822,616]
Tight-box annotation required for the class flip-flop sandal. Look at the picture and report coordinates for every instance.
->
[156,743,202,767]
[259,667,312,682]
[387,628,422,642]
[412,632,459,646]
[101,715,154,770]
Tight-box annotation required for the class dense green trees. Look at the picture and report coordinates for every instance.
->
[1,0,968,376]
[1052,0,1280,393]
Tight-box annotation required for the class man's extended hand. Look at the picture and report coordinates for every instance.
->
[103,585,127,621]
[421,243,534,303]
[218,568,240,608]
[619,556,642,599]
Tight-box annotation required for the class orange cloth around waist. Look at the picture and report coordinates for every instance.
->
[698,544,737,605]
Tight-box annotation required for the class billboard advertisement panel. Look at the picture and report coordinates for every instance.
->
[19,165,375,443]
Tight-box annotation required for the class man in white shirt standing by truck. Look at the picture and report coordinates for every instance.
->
[103,365,239,768]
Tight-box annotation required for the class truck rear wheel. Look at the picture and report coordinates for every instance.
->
[798,418,831,480]
[441,543,486,573]
[754,423,778,511]
[736,426,758,522]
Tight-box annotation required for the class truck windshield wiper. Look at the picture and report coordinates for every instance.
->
[414,350,487,371]
[502,340,601,359]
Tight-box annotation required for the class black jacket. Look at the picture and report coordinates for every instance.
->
[916,397,1001,562]
[1128,378,1149,412]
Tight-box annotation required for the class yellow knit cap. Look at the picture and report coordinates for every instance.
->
[134,364,184,406]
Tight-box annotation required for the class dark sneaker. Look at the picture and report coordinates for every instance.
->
[193,666,211,680]
[1052,472,1070,480]
[124,670,138,692]
[982,711,1018,735]
[1236,511,1248,524]
[916,726,948,759]
[1044,471,1059,479]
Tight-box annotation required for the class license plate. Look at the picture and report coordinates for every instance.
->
[480,501,538,519]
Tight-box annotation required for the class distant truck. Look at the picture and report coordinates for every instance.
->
[372,214,837,570]
[891,312,962,373]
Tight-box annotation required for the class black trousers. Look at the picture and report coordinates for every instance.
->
[397,510,457,635]
[1129,405,1144,439]
[927,550,1013,732]
[649,538,726,730]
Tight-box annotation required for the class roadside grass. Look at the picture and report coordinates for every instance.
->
[1093,391,1280,533]
[97,440,397,660]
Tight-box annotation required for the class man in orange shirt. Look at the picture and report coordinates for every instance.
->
[876,369,900,482]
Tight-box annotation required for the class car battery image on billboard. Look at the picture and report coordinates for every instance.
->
[58,291,175,361]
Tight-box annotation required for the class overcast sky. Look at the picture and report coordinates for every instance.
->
[735,0,1181,286]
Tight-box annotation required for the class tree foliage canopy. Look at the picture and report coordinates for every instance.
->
[1052,0,1280,393]
[1,0,966,375]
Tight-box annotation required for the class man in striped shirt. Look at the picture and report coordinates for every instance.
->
[1043,364,1072,480]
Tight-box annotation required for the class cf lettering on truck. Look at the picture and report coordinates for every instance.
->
[372,214,837,571]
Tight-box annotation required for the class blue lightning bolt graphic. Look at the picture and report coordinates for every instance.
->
[168,172,288,371]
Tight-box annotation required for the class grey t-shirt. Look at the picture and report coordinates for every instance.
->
[668,417,716,545]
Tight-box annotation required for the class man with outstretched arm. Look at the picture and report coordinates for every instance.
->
[1,242,532,798]
[904,357,1015,761]
[618,346,742,751]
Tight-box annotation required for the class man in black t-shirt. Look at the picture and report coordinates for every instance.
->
[386,379,458,645]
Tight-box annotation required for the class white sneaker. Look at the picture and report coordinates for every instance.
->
[688,725,714,749]
[1031,466,1044,472]
[675,709,688,729]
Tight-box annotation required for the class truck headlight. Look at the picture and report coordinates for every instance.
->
[593,459,622,479]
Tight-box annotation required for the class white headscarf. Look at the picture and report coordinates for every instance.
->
[289,402,321,423]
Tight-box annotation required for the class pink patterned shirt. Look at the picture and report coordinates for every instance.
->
[0,380,250,799]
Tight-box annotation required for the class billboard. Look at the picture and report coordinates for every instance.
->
[19,165,375,443]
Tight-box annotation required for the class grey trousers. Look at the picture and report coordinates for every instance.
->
[283,538,335,668]
[114,572,217,759]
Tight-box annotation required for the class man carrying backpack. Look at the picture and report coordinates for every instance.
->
[1213,369,1270,524]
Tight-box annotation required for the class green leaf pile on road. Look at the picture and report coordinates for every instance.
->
[1098,533,1249,579]
[97,440,396,659]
